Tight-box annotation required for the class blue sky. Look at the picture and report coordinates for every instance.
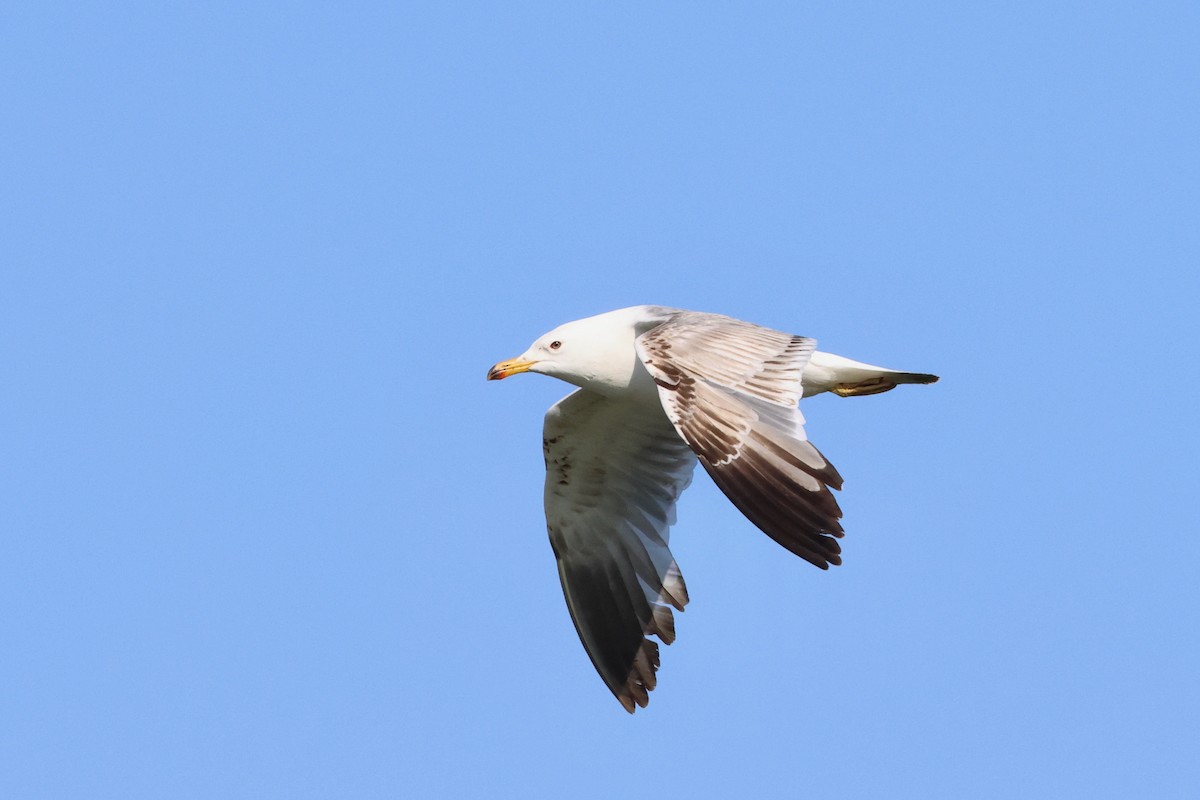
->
[3,2,1198,798]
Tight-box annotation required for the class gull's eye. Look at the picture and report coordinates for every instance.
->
[549,340,562,350]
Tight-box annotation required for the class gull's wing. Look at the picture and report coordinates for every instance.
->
[635,313,846,569]
[543,389,697,713]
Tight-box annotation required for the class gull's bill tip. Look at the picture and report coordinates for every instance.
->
[487,358,537,381]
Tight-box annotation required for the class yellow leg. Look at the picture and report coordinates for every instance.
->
[833,380,897,397]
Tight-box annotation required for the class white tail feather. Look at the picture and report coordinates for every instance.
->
[802,351,938,398]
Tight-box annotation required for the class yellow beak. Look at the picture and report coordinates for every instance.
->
[486,357,537,381]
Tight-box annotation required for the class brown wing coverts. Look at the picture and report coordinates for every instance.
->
[637,313,846,569]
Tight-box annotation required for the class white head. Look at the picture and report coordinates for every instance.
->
[487,306,672,394]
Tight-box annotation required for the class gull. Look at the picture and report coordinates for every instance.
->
[487,306,937,712]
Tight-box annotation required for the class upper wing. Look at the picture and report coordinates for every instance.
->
[544,389,697,713]
[635,312,846,569]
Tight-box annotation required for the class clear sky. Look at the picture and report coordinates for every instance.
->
[3,3,1198,798]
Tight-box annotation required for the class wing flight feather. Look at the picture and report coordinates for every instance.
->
[635,313,846,569]
[543,389,697,712]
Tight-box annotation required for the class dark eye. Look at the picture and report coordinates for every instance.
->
[549,340,562,350]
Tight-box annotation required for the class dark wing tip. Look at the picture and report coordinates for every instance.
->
[797,542,842,570]
[613,638,661,714]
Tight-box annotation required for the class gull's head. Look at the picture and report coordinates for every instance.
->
[487,309,650,392]
[486,318,595,383]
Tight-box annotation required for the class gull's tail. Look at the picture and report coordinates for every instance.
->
[802,351,939,398]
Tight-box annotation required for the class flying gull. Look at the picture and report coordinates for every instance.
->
[487,305,937,712]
